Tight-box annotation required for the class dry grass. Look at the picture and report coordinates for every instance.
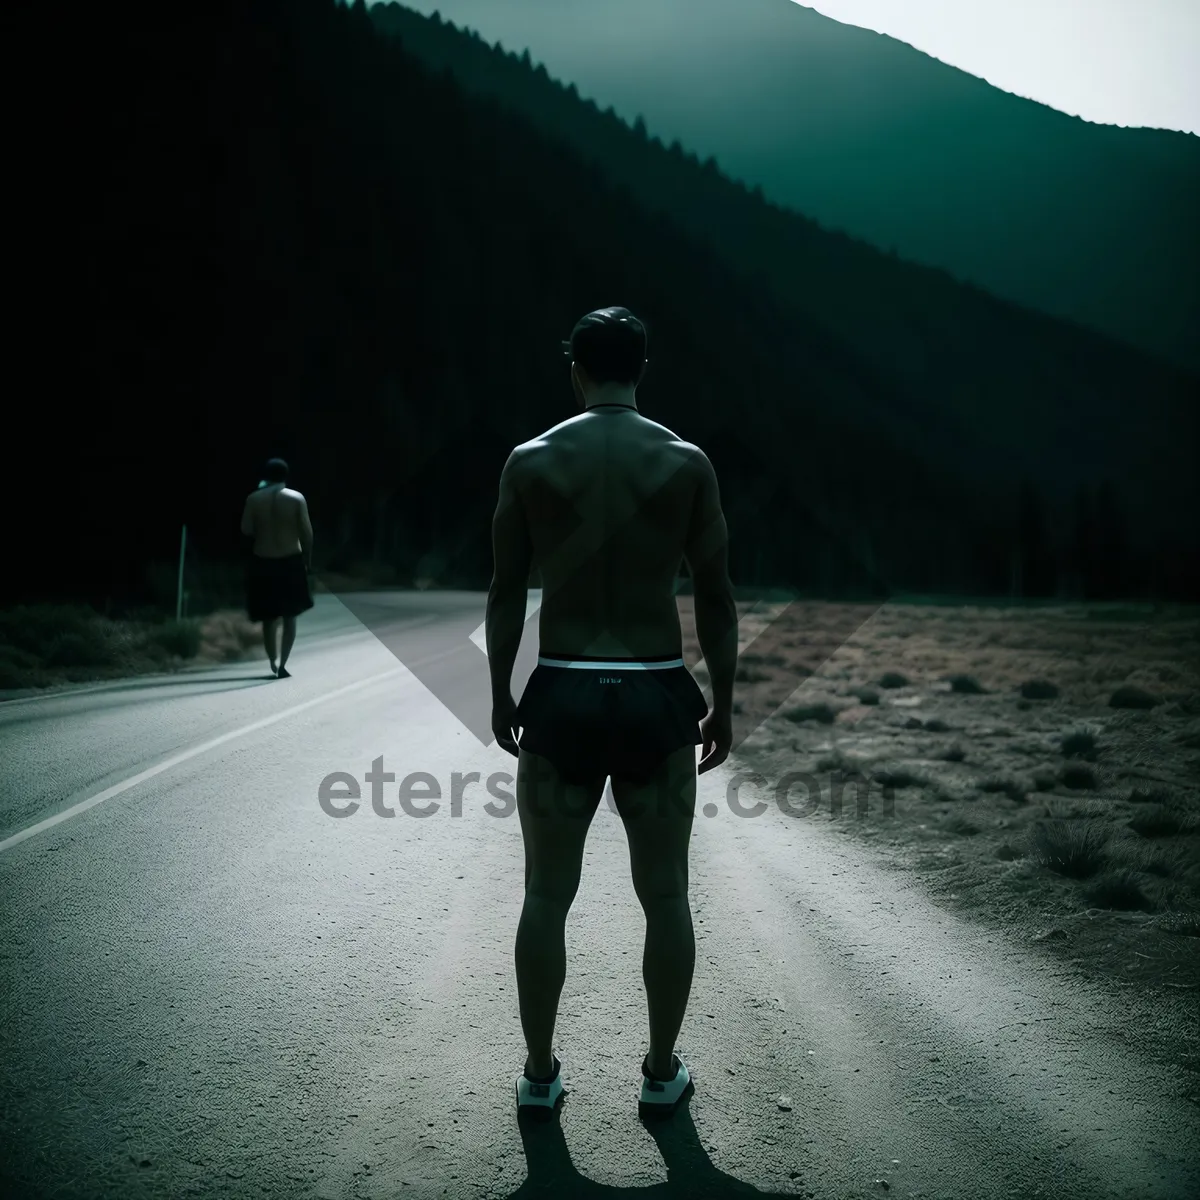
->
[0,606,261,690]
[680,598,1200,1071]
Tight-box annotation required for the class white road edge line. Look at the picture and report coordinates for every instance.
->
[0,667,405,855]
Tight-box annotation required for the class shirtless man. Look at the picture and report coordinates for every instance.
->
[240,458,315,678]
[486,307,738,1121]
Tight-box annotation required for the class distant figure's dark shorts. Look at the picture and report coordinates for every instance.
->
[245,553,314,623]
[516,652,709,785]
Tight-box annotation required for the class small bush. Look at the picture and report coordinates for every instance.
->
[1139,848,1185,878]
[43,629,113,667]
[1020,679,1059,700]
[1028,819,1109,879]
[1059,763,1098,790]
[878,672,908,689]
[1109,685,1159,710]
[872,766,927,789]
[1127,806,1184,838]
[1032,768,1059,792]
[904,717,924,729]
[0,604,100,657]
[980,776,1027,802]
[0,645,49,689]
[783,701,837,725]
[147,619,202,660]
[939,744,966,763]
[1016,698,1032,710]
[856,688,880,705]
[924,718,951,732]
[1081,869,1154,912]
[1060,728,1099,760]
[948,674,986,694]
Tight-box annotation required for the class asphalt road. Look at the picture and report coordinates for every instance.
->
[1,592,1196,1199]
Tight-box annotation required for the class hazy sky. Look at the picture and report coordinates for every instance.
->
[800,1,1198,133]
[373,0,1198,134]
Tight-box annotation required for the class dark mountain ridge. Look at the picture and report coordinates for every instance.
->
[374,0,1200,375]
[371,4,1198,547]
[0,0,1192,610]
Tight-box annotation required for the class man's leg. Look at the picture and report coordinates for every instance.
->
[262,618,279,672]
[609,743,697,1081]
[515,748,606,1078]
[278,616,297,673]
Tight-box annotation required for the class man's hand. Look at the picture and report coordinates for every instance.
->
[698,707,732,774]
[492,694,521,757]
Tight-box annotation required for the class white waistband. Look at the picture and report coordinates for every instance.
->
[536,656,685,670]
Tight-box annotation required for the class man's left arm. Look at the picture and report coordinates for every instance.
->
[487,449,533,753]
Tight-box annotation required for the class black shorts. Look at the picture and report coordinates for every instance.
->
[516,651,709,785]
[245,554,314,623]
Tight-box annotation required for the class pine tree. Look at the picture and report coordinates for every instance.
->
[1094,480,1127,599]
[1072,484,1096,598]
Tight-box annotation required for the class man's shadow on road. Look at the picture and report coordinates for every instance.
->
[509,1097,798,1199]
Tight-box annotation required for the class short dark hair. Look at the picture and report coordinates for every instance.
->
[264,458,288,483]
[565,307,647,387]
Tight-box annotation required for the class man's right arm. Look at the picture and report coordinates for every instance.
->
[297,495,314,568]
[683,448,738,732]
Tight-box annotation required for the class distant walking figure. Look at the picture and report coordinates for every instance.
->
[486,308,738,1121]
[241,458,314,678]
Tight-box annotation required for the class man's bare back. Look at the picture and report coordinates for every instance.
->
[241,485,313,563]
[515,406,713,659]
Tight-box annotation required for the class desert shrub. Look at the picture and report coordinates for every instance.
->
[856,688,880,705]
[1060,728,1099,760]
[939,744,966,763]
[1032,768,1058,792]
[872,766,927,789]
[1080,869,1154,912]
[1127,806,1184,838]
[0,645,49,688]
[42,628,115,667]
[0,605,99,657]
[979,776,1027,802]
[1028,819,1109,879]
[1059,763,1098,790]
[783,701,837,725]
[1109,685,1159,710]
[1020,679,1059,700]
[878,672,908,688]
[924,717,951,732]
[948,674,986,694]
[146,619,202,660]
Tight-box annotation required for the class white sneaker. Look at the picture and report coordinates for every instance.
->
[514,1056,564,1119]
[638,1054,694,1120]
